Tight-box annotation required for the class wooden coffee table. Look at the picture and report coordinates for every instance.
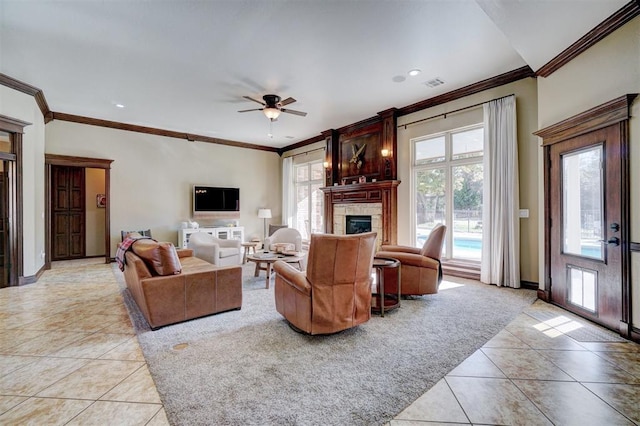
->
[246,252,305,289]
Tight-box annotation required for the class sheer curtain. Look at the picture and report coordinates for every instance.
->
[282,156,294,227]
[481,95,520,287]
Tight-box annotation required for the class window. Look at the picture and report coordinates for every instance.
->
[412,125,483,261]
[294,160,324,240]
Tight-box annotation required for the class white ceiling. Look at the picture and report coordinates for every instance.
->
[0,0,627,149]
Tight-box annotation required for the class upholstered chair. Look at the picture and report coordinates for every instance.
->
[273,232,377,335]
[264,228,302,253]
[376,224,447,296]
[189,232,241,267]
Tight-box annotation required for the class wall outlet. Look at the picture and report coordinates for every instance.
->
[519,209,529,218]
[40,250,45,259]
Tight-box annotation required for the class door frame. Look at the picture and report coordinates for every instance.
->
[0,114,27,286]
[535,94,637,338]
[45,154,113,269]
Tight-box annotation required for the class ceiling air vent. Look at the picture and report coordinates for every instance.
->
[424,78,444,88]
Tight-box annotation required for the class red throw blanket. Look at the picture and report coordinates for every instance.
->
[116,236,152,271]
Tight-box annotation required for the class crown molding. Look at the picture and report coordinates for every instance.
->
[0,73,52,122]
[536,0,640,77]
[50,112,279,153]
[396,66,535,117]
[279,66,535,154]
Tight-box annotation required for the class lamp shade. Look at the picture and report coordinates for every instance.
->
[258,208,272,219]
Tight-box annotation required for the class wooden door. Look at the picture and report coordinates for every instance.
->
[549,125,623,331]
[0,167,9,287]
[52,166,86,260]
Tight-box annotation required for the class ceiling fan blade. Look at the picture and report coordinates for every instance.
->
[279,97,296,106]
[281,108,307,117]
[243,96,265,106]
[237,108,263,113]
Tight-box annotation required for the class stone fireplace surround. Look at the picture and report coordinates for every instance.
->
[321,180,399,248]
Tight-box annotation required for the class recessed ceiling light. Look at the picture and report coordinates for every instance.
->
[114,103,125,108]
[408,69,421,77]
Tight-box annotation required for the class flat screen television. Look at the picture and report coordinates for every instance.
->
[193,186,240,215]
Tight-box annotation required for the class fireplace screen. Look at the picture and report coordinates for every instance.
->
[346,215,372,234]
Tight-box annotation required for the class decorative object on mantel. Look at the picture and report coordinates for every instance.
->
[258,208,272,242]
[358,176,366,183]
[350,143,366,170]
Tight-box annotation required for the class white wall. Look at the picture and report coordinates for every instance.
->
[537,16,640,327]
[397,78,539,283]
[0,86,46,277]
[45,121,281,257]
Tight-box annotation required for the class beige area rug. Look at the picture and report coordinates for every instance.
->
[113,264,537,425]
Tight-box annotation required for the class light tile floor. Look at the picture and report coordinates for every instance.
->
[0,258,168,425]
[1,259,639,425]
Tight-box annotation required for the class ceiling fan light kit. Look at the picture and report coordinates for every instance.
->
[238,94,308,122]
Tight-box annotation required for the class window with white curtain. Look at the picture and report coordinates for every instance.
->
[411,124,484,261]
[293,160,324,240]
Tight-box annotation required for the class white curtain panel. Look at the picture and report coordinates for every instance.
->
[481,95,520,287]
[282,156,294,227]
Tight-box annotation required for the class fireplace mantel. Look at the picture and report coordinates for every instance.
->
[321,180,400,246]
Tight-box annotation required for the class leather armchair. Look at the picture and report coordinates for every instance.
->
[376,224,447,296]
[273,232,377,335]
[189,232,241,267]
[264,228,302,252]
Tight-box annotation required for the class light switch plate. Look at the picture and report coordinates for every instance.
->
[519,209,529,218]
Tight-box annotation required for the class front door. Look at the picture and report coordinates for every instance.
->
[52,165,86,260]
[549,125,623,331]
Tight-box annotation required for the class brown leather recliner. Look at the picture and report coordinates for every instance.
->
[376,224,447,296]
[273,232,377,335]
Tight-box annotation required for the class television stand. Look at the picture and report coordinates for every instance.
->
[178,226,244,249]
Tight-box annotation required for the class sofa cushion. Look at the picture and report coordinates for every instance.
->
[132,239,182,276]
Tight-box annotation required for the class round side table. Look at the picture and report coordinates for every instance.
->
[241,242,260,264]
[372,257,401,317]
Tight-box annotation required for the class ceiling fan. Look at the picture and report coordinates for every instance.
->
[238,94,307,121]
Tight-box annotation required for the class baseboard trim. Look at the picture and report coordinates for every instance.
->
[520,280,539,290]
[18,264,46,285]
[536,289,550,302]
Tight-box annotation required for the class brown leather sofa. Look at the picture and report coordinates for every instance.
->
[273,232,377,335]
[376,224,447,296]
[122,239,242,329]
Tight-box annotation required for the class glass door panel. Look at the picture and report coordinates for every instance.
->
[562,146,604,260]
[452,163,483,260]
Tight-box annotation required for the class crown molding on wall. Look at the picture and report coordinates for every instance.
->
[50,112,279,153]
[279,65,535,154]
[536,0,640,78]
[0,73,52,122]
[397,66,535,117]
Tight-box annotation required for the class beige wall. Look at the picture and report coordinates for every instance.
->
[45,121,281,256]
[0,86,46,277]
[397,78,539,283]
[537,16,640,327]
[85,168,106,256]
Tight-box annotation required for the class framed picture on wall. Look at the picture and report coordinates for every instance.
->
[96,194,106,208]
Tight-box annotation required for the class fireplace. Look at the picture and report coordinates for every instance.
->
[321,180,399,247]
[346,215,372,234]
